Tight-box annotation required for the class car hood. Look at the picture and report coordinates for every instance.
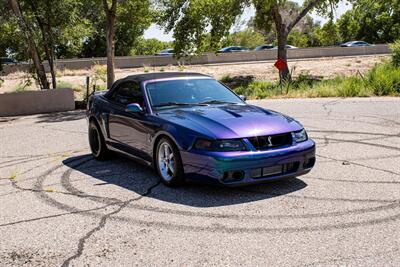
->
[157,104,303,139]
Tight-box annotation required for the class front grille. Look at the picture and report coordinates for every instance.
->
[247,133,292,151]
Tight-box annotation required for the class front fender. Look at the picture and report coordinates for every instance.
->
[152,123,199,152]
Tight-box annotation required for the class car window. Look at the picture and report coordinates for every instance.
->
[146,79,243,109]
[110,81,143,106]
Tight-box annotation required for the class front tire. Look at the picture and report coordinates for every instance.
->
[155,138,185,186]
[88,121,110,160]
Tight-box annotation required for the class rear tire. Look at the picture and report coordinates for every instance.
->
[155,138,185,186]
[88,121,110,160]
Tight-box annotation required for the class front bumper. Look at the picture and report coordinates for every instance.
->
[181,139,316,186]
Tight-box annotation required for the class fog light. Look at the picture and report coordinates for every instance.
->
[303,157,316,169]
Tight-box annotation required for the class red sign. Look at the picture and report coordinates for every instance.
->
[274,59,287,71]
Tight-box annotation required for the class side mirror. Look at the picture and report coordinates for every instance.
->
[125,103,143,113]
[239,95,247,101]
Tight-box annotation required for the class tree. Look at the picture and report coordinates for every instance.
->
[102,0,117,89]
[337,0,400,44]
[99,0,152,88]
[253,0,338,80]
[8,0,49,89]
[222,28,265,49]
[130,38,173,56]
[22,0,85,89]
[160,0,339,81]
[314,19,341,46]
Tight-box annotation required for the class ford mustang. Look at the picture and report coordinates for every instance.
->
[86,72,315,186]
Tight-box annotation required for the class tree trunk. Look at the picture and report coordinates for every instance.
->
[276,28,290,82]
[45,24,57,89]
[105,15,116,89]
[27,0,56,89]
[103,0,117,89]
[45,0,56,89]
[8,0,49,89]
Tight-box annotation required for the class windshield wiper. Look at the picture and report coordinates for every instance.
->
[153,102,206,108]
[198,100,238,105]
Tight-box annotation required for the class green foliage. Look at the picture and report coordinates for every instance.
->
[57,81,75,89]
[232,62,400,99]
[1,0,153,60]
[365,62,400,96]
[81,0,153,57]
[158,0,249,55]
[336,0,400,44]
[90,63,107,89]
[14,78,33,92]
[220,75,234,83]
[390,40,400,67]
[314,20,341,46]
[130,38,173,56]
[222,28,265,49]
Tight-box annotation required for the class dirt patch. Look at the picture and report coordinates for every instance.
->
[0,55,388,97]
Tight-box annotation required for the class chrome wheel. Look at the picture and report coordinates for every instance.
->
[157,142,176,182]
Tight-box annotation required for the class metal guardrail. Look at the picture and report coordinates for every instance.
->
[2,45,390,74]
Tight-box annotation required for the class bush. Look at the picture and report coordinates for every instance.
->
[365,63,400,96]
[57,81,74,89]
[390,40,400,67]
[90,63,107,88]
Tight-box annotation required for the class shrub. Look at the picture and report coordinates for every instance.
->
[90,63,107,88]
[57,81,74,89]
[14,78,32,92]
[366,63,400,95]
[337,76,368,97]
[220,75,234,83]
[390,40,400,67]
[234,81,278,99]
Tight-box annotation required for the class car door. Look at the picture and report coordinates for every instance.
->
[107,81,152,161]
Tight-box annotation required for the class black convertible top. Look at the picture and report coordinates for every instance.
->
[124,72,211,82]
[104,72,212,97]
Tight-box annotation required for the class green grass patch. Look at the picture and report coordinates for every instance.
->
[57,81,75,89]
[231,62,400,99]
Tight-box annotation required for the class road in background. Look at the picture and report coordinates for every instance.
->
[0,98,399,266]
[2,44,390,75]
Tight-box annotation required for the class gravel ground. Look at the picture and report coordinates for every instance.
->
[1,55,388,95]
[0,97,399,266]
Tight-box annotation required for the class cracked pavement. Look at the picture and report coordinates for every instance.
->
[0,97,399,266]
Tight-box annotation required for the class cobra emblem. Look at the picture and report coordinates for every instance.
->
[267,136,273,147]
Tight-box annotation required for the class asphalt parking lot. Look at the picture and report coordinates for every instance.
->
[1,97,399,266]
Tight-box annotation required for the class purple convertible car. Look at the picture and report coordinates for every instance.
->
[86,72,315,186]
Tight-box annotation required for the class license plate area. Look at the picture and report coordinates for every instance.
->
[251,162,299,179]
[262,166,282,176]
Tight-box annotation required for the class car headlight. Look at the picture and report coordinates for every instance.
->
[294,129,308,143]
[194,138,247,151]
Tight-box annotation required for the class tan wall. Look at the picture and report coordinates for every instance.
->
[0,88,75,117]
[3,44,390,74]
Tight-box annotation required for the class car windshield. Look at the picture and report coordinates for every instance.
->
[146,78,243,109]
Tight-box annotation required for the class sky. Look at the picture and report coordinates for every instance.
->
[143,1,352,41]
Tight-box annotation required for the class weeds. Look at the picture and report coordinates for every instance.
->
[231,61,399,99]
[90,63,107,90]
[390,39,400,67]
[57,81,74,89]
